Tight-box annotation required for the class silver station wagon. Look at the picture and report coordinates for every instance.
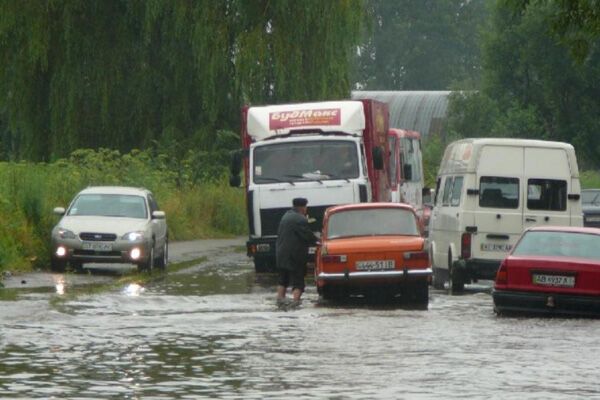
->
[51,186,168,272]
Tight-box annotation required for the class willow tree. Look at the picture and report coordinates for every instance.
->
[0,0,365,161]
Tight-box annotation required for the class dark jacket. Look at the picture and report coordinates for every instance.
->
[276,208,318,271]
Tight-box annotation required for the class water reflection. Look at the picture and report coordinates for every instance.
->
[54,277,65,295]
[123,283,145,297]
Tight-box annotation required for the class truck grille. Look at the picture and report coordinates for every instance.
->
[260,205,330,236]
[79,232,117,242]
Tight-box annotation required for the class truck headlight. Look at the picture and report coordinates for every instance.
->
[123,231,144,242]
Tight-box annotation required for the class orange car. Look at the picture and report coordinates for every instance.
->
[315,203,432,305]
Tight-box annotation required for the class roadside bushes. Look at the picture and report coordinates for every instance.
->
[0,149,246,272]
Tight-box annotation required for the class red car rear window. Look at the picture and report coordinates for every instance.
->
[512,231,600,260]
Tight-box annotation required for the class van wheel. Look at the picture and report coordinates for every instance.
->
[432,268,446,290]
[448,251,465,294]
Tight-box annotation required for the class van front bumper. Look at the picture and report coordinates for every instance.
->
[493,289,600,317]
[247,237,316,263]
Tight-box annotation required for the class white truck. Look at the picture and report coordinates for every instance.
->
[230,100,391,272]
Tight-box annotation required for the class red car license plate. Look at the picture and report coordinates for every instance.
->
[532,274,575,288]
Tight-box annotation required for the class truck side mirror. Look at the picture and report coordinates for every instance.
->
[230,150,242,176]
[229,175,241,187]
[422,187,432,204]
[403,163,413,181]
[229,150,242,187]
[372,146,384,170]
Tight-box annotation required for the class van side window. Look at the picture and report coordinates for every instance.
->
[442,177,454,206]
[527,179,567,211]
[479,177,519,209]
[450,176,464,206]
[434,178,441,205]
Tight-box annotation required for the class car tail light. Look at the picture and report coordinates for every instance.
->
[495,262,508,286]
[321,255,347,263]
[461,232,471,260]
[403,251,429,261]
[248,244,256,255]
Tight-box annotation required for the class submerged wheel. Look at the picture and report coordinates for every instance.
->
[50,258,67,272]
[254,259,274,273]
[321,285,345,301]
[139,245,155,272]
[405,280,429,307]
[432,268,446,290]
[155,239,168,270]
[447,251,464,294]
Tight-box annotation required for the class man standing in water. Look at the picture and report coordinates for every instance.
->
[276,197,318,308]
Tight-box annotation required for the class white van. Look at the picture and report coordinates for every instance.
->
[428,138,583,291]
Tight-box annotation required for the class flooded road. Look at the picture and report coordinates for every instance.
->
[2,241,600,399]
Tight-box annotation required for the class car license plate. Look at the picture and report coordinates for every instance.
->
[586,216,600,222]
[356,260,395,271]
[481,243,512,252]
[532,274,575,288]
[82,242,113,252]
[308,246,316,255]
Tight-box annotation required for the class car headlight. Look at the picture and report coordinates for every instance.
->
[123,231,145,241]
[58,228,76,239]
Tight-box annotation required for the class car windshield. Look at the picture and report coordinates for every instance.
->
[327,208,419,239]
[68,194,148,219]
[512,231,600,260]
[253,140,359,184]
[582,190,600,205]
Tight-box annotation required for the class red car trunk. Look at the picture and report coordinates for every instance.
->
[501,256,600,296]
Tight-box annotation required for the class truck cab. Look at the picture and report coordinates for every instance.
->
[231,100,390,272]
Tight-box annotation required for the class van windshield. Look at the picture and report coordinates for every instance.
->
[479,177,519,209]
[253,140,359,184]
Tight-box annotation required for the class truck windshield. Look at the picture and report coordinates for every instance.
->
[253,140,359,184]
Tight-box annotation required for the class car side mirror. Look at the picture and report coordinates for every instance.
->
[53,207,66,216]
[403,164,413,181]
[152,211,166,219]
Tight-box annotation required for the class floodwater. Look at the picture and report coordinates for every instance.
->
[2,249,600,399]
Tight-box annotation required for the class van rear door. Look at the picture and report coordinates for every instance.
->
[475,146,524,258]
[523,147,572,229]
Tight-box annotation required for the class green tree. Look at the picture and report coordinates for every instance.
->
[0,0,365,161]
[447,1,600,168]
[355,0,489,90]
[502,0,600,62]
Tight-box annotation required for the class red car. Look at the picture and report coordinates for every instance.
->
[315,203,431,305]
[493,226,600,316]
